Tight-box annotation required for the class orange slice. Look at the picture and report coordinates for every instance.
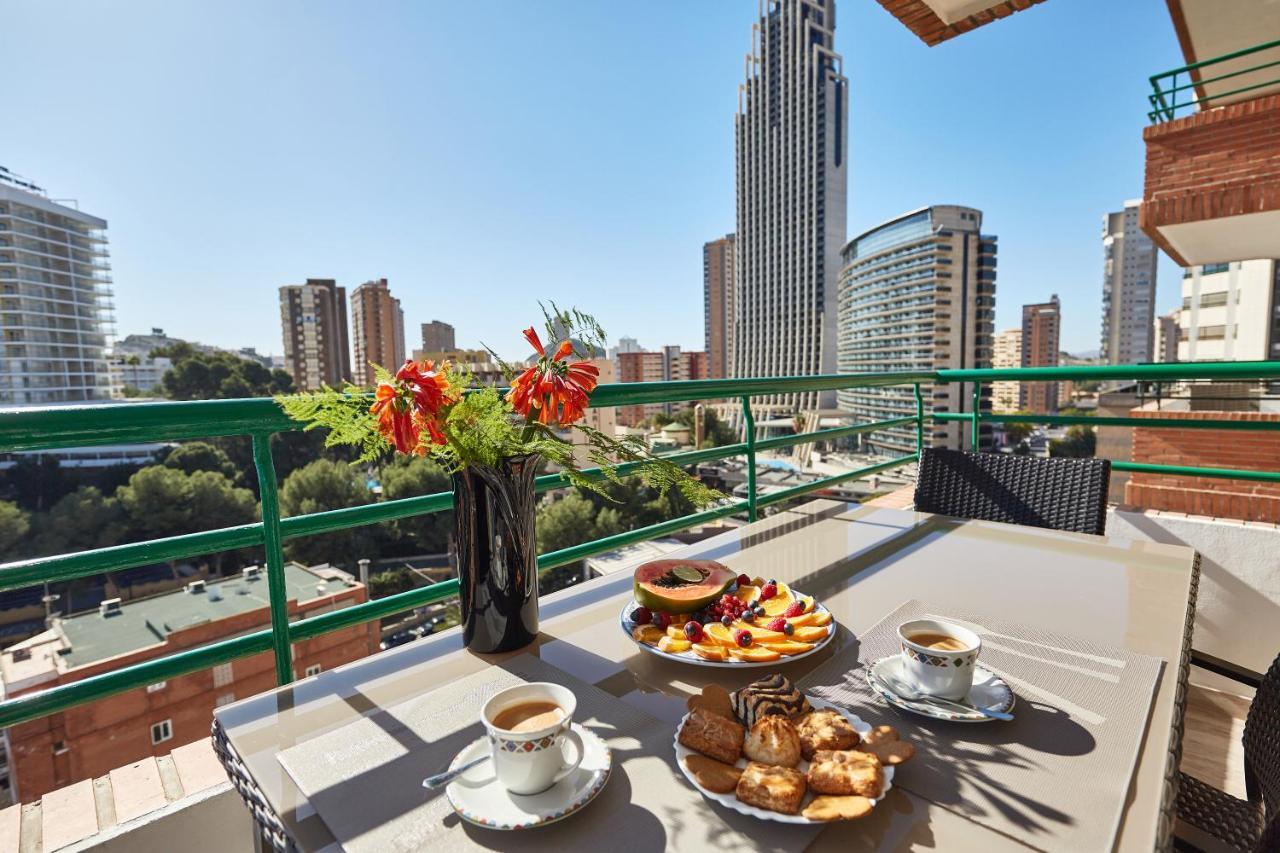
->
[728,646,782,663]
[691,642,728,661]
[666,625,686,639]
[790,609,832,628]
[735,585,760,604]
[631,625,665,645]
[791,625,830,644]
[705,622,738,648]
[760,640,816,656]
[658,635,692,654]
[731,620,785,642]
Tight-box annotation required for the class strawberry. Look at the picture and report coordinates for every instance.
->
[653,612,671,630]
[736,573,752,587]
[759,582,778,601]
[767,617,787,633]
[783,601,805,618]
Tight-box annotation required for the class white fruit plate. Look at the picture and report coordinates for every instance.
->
[673,697,894,824]
[619,589,836,669]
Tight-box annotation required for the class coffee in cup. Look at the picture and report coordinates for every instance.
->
[481,682,583,795]
[897,618,982,701]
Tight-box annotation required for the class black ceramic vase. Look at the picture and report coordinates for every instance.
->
[452,453,540,653]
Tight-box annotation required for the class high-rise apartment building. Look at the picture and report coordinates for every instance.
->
[420,321,455,355]
[1178,261,1280,362]
[837,206,996,455]
[991,329,1022,413]
[733,0,847,410]
[0,171,114,405]
[350,279,405,383]
[1020,295,1061,414]
[617,347,710,426]
[1101,201,1158,365]
[703,234,736,379]
[1153,310,1180,363]
[279,279,351,391]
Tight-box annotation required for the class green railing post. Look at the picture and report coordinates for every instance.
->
[741,396,757,522]
[913,383,924,457]
[970,382,982,452]
[251,433,295,685]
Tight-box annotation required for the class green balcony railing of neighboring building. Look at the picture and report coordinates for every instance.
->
[1149,37,1280,122]
[1,360,1280,729]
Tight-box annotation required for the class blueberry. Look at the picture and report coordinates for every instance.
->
[783,622,795,636]
[742,611,755,623]
[768,578,777,586]
[720,614,733,626]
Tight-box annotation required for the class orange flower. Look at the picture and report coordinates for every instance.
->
[507,328,599,427]
[369,359,457,453]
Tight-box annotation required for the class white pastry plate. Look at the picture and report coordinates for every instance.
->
[444,723,611,831]
[673,697,894,824]
[619,591,836,669]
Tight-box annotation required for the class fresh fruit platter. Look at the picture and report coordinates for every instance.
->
[674,675,914,824]
[620,560,835,667]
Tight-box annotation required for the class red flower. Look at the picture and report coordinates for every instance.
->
[507,328,599,427]
[369,359,456,453]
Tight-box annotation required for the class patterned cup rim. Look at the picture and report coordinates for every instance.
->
[897,618,982,658]
[482,682,577,740]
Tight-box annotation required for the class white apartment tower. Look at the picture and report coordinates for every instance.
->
[837,206,996,455]
[733,0,848,410]
[991,328,1022,413]
[0,169,115,405]
[1101,201,1158,365]
[1178,261,1280,362]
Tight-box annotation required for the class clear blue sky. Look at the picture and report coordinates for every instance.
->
[5,0,1185,360]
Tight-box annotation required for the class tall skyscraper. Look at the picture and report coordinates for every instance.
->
[1021,295,1061,414]
[0,170,114,405]
[350,279,406,383]
[991,329,1022,414]
[837,206,996,455]
[279,279,351,391]
[420,320,455,354]
[1101,201,1158,365]
[734,0,847,410]
[703,234,736,379]
[1178,261,1280,362]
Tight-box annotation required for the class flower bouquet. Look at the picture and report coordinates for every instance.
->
[280,305,722,652]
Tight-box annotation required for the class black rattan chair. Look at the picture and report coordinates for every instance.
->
[912,447,1111,536]
[1175,650,1280,852]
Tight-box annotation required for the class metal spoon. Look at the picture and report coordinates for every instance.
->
[422,754,490,790]
[882,671,1014,721]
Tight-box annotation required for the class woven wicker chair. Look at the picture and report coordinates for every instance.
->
[1175,651,1280,852]
[912,448,1111,536]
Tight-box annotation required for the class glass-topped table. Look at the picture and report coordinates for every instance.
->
[214,500,1199,851]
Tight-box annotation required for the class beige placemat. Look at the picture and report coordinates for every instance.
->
[798,600,1164,852]
[277,653,825,852]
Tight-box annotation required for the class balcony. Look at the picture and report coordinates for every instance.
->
[1140,16,1280,265]
[0,365,1275,849]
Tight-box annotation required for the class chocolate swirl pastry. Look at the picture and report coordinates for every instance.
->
[731,674,811,727]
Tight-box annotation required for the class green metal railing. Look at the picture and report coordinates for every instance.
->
[1,361,1279,729]
[1149,38,1280,122]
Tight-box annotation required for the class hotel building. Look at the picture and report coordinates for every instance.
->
[837,205,996,455]
[1101,201,1158,365]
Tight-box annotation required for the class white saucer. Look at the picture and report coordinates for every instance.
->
[674,696,894,824]
[867,655,1015,723]
[444,723,611,830]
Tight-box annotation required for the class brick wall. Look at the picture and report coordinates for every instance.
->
[1124,408,1280,522]
[1141,94,1280,264]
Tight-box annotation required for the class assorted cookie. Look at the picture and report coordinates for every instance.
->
[678,675,916,822]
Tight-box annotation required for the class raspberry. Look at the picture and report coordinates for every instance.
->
[767,617,787,633]
[783,601,805,618]
[760,583,778,601]
[736,573,752,587]
[735,629,753,648]
[633,606,652,625]
[684,621,704,642]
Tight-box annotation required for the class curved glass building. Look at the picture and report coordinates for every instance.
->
[837,206,996,455]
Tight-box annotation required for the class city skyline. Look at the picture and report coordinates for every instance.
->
[6,1,1188,362]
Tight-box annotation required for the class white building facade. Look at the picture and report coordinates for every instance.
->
[1101,200,1158,365]
[0,172,114,405]
[1178,260,1280,362]
[733,0,847,410]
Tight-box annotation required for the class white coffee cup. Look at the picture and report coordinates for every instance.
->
[897,618,982,701]
[481,682,584,795]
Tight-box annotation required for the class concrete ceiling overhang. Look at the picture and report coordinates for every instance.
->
[1166,0,1280,108]
[876,0,1047,46]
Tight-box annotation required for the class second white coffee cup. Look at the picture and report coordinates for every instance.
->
[481,682,584,795]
